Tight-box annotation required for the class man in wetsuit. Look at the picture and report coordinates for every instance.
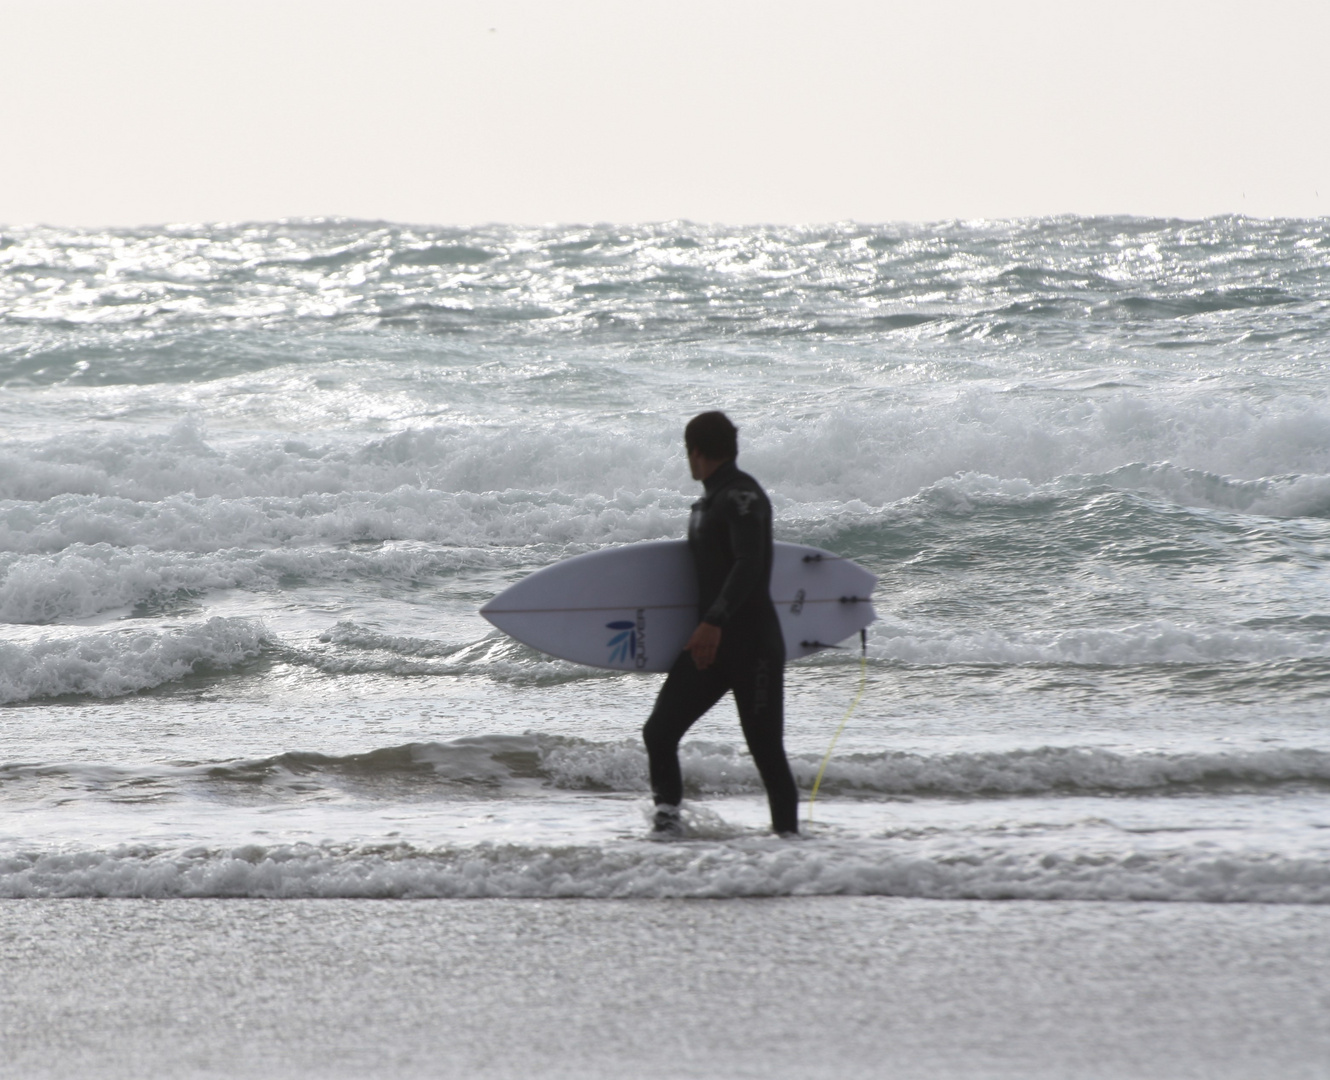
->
[642,411,799,837]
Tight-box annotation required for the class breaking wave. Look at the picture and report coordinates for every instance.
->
[0,617,267,704]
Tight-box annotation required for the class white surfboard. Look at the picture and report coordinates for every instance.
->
[480,541,876,672]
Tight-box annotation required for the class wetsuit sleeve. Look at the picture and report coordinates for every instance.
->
[702,488,769,627]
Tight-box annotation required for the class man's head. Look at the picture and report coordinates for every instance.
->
[685,411,737,481]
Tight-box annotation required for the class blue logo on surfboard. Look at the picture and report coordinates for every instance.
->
[606,620,636,664]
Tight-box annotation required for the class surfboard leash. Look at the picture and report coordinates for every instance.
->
[807,628,868,821]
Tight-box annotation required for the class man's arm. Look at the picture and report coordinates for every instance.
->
[700,484,768,628]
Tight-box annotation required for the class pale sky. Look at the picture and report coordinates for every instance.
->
[1,0,1326,227]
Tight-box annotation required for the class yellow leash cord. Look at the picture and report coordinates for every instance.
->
[808,629,868,820]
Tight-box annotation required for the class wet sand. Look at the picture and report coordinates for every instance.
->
[3,897,1329,1079]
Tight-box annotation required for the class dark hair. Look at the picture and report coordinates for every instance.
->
[684,411,738,461]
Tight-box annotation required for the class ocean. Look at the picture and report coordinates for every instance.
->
[2,216,1330,1076]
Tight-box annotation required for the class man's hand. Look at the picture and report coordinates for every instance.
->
[686,622,722,670]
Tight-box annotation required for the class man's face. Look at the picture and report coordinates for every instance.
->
[687,445,708,481]
[687,446,725,481]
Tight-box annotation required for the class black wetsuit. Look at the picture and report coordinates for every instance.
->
[642,460,798,834]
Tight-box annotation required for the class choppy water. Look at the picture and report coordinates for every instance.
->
[2,216,1329,901]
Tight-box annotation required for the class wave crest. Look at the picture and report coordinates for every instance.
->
[8,736,1328,799]
[0,617,266,704]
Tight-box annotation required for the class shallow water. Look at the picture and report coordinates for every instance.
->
[2,217,1329,902]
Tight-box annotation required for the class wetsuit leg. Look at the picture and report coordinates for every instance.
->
[642,650,728,808]
[728,636,798,834]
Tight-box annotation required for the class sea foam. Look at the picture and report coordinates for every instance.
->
[3,837,1327,902]
[5,389,1330,521]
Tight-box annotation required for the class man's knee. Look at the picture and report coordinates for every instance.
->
[642,712,674,753]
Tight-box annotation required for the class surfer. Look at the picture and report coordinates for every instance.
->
[643,411,799,837]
